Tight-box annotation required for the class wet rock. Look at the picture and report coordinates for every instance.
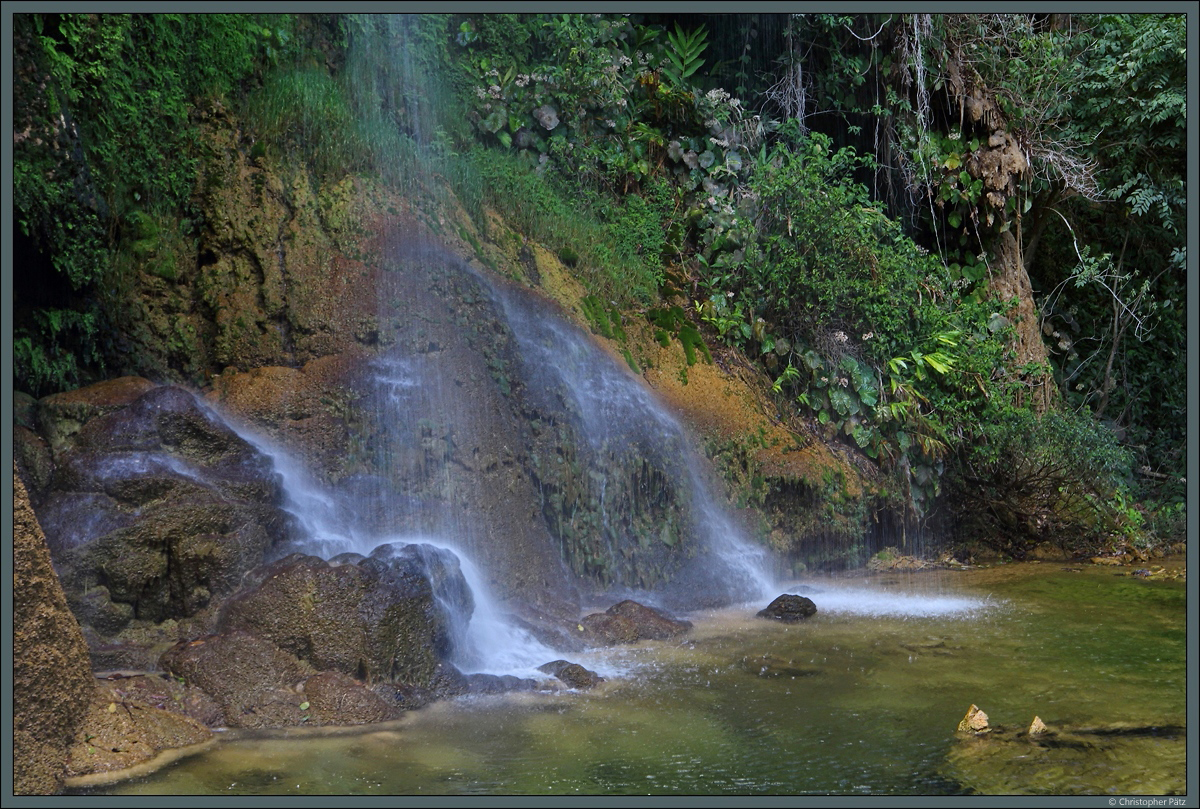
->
[158,631,315,729]
[92,671,224,728]
[538,659,605,689]
[578,600,692,646]
[14,425,53,502]
[205,354,369,480]
[1129,565,1185,581]
[37,385,293,636]
[218,543,471,689]
[56,496,281,624]
[72,586,136,636]
[944,716,1187,795]
[756,594,818,623]
[301,671,402,726]
[867,547,932,571]
[70,386,271,474]
[36,376,158,451]
[65,683,213,786]
[606,600,692,639]
[1027,542,1071,562]
[579,613,640,645]
[464,672,540,695]
[13,472,95,795]
[14,390,38,429]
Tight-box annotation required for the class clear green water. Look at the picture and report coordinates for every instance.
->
[82,563,1187,795]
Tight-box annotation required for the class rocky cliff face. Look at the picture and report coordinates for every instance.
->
[13,471,95,795]
[101,108,420,388]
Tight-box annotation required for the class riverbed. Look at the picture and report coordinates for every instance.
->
[79,561,1188,795]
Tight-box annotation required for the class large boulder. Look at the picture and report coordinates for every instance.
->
[35,385,293,644]
[13,472,95,795]
[217,543,473,688]
[157,631,315,729]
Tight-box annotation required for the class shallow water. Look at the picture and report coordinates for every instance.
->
[83,562,1187,796]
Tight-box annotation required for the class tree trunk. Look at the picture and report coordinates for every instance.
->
[985,230,1055,413]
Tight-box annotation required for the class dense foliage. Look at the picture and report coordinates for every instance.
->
[12,12,1186,555]
[13,13,281,393]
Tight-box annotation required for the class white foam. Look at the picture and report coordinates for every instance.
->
[778,581,998,618]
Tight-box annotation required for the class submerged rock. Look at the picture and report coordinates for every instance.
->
[740,653,821,679]
[756,594,818,623]
[578,600,692,646]
[538,659,605,689]
[944,715,1187,795]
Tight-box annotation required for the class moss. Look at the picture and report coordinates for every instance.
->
[621,348,640,374]
[678,323,711,367]
[580,295,613,339]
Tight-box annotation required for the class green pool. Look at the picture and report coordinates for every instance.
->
[79,562,1188,795]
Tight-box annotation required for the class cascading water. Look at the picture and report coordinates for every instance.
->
[491,283,777,609]
[231,425,560,679]
[224,239,780,680]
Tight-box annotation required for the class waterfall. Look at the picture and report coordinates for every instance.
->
[492,283,777,609]
[221,232,778,677]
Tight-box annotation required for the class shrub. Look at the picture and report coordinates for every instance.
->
[945,407,1139,555]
